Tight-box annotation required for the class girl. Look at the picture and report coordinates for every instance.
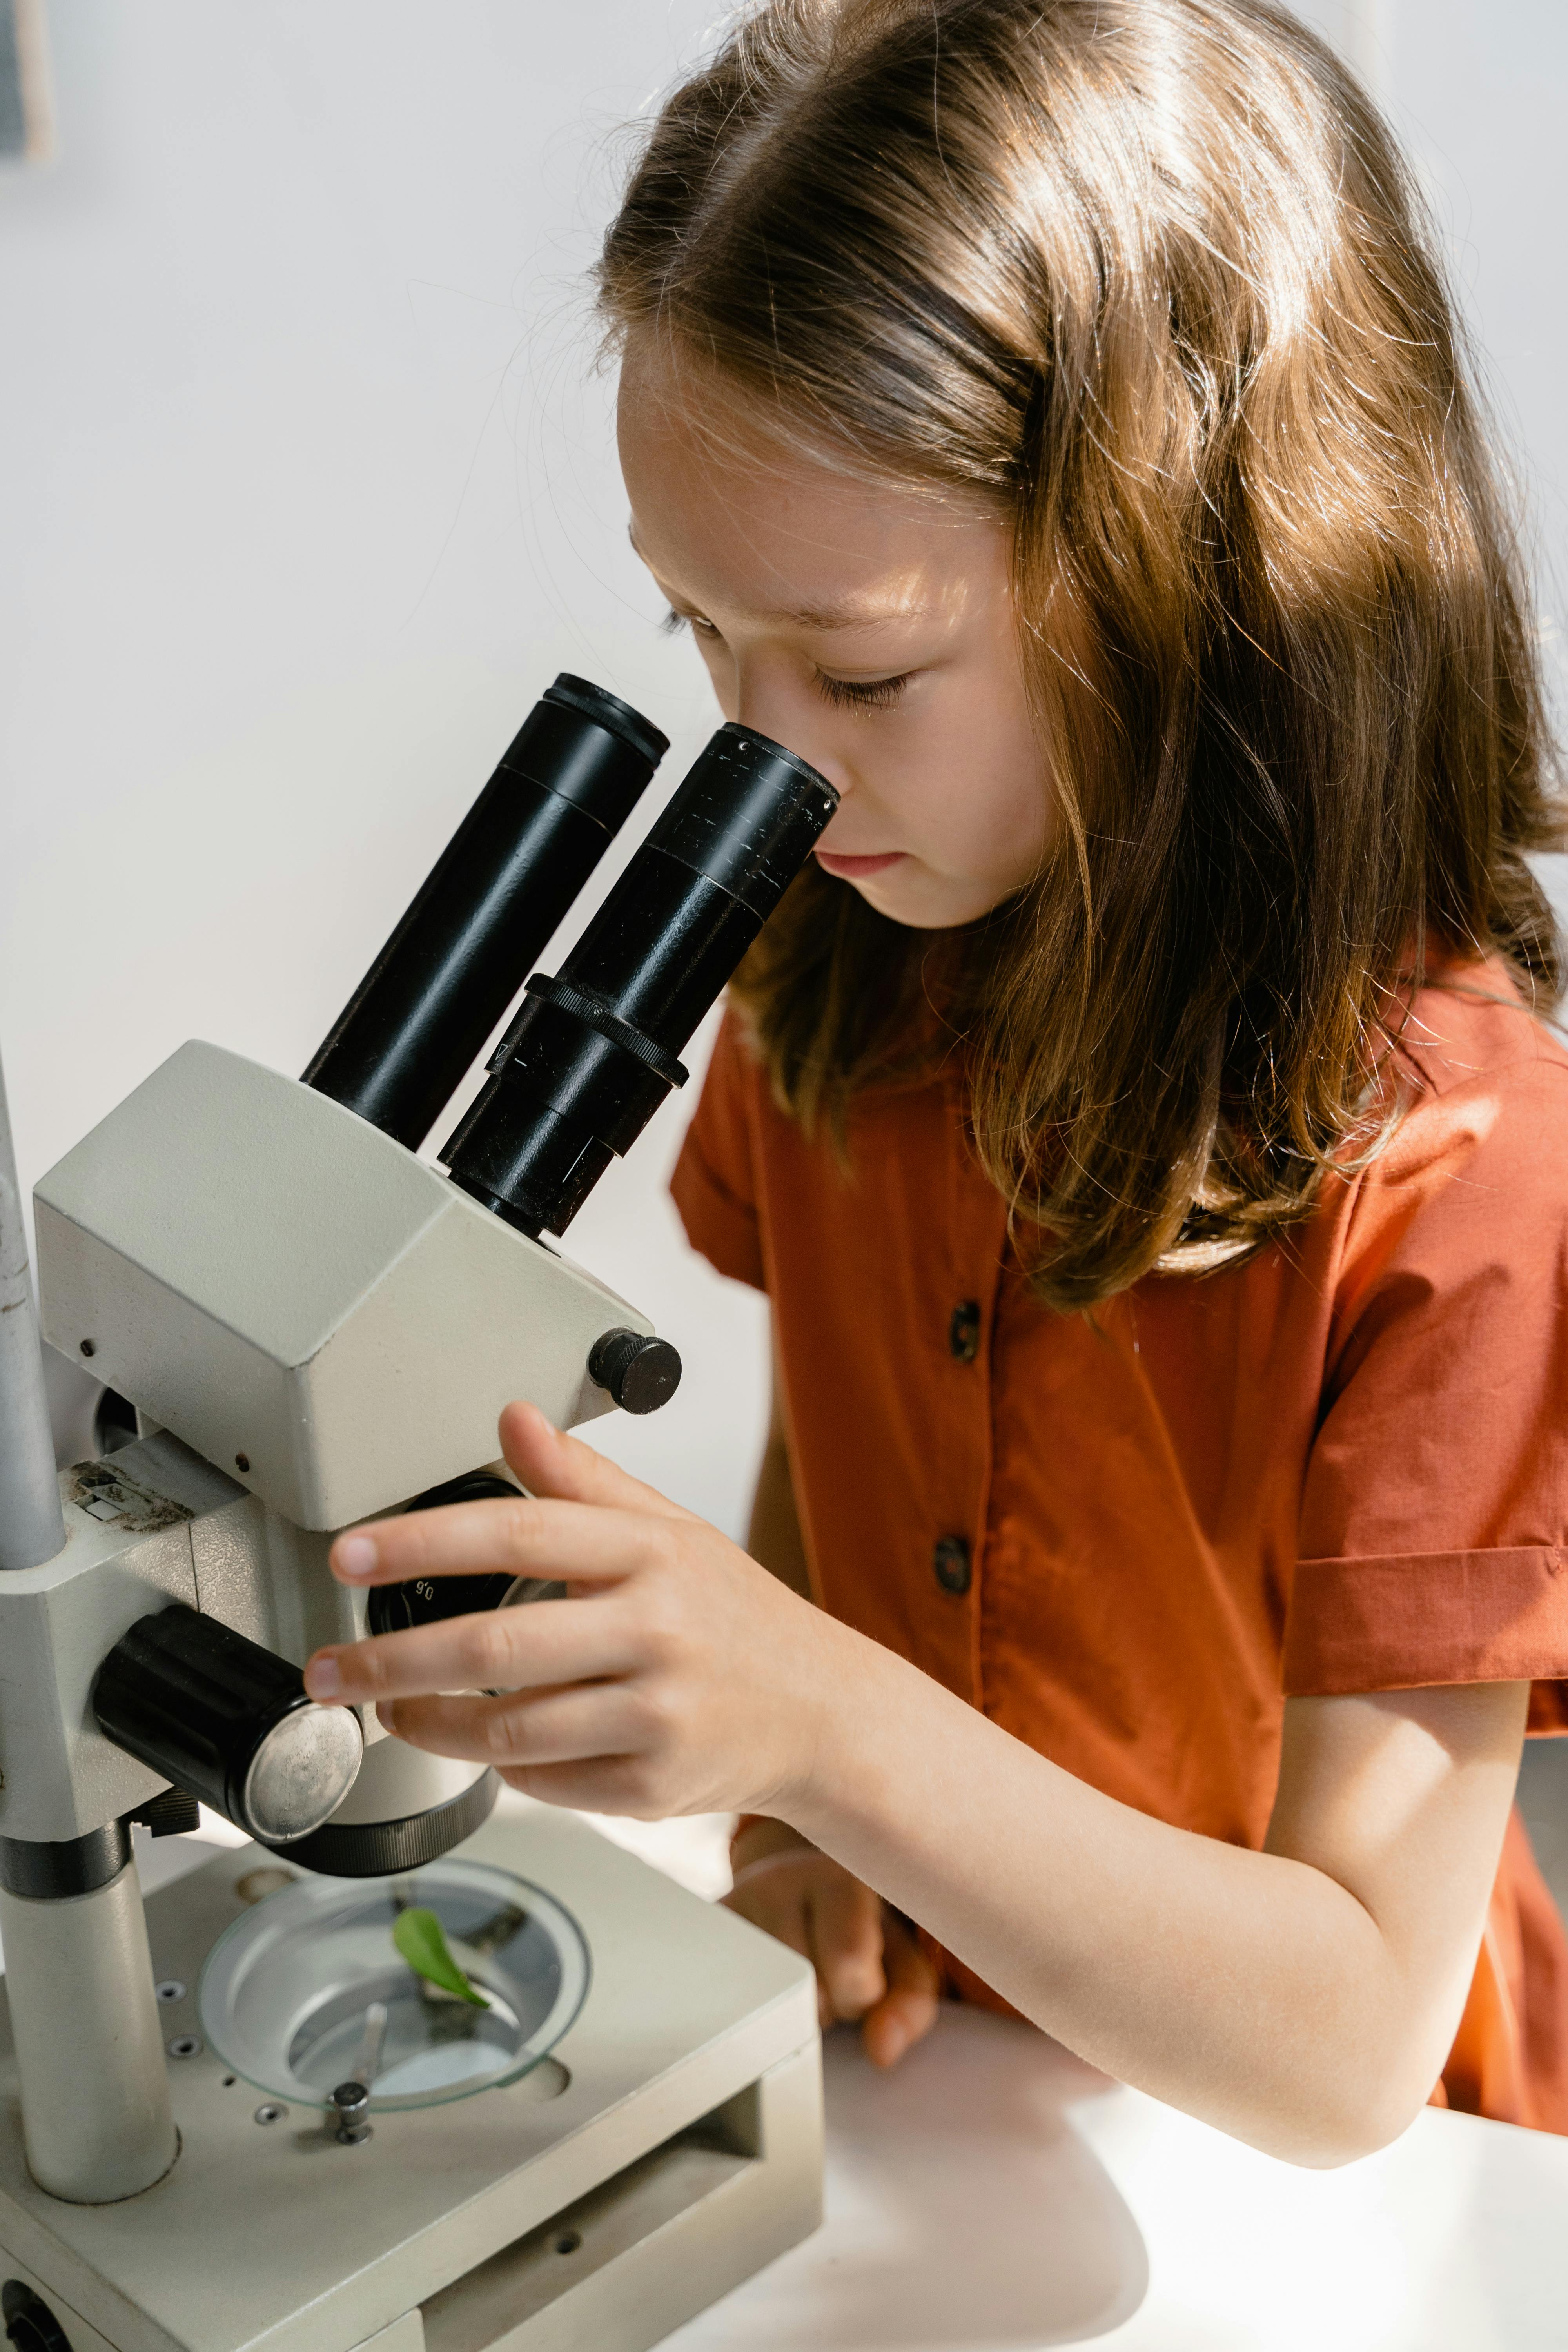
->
[304,0,1568,2161]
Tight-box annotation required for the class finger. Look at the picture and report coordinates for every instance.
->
[722,1865,815,1959]
[328,1492,668,1590]
[372,1681,649,1770]
[861,1911,941,2069]
[499,1401,697,1523]
[304,1594,635,1708]
[723,1857,835,2025]
[807,1873,887,2023]
[494,1753,680,1818]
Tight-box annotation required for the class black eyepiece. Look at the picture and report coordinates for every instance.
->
[440,724,837,1239]
[302,676,668,1151]
[533,674,668,771]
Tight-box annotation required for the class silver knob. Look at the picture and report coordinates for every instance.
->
[331,2080,372,2146]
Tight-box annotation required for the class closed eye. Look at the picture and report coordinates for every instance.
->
[813,670,914,711]
[663,607,913,709]
[662,605,720,639]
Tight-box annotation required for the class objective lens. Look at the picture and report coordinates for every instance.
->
[303,676,668,1151]
[440,724,837,1238]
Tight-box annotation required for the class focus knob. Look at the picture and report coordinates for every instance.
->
[367,1470,564,1633]
[94,1604,363,1846]
[588,1328,682,1415]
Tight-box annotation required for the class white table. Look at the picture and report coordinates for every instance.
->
[659,2002,1568,2352]
[577,1808,1568,2352]
[69,1811,1568,2352]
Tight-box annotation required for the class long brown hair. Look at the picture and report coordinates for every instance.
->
[599,0,1564,1308]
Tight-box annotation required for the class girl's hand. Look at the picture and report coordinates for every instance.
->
[302,1401,840,1822]
[725,1820,940,2066]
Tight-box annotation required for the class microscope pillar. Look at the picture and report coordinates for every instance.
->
[0,1053,176,2203]
[0,1839,176,2204]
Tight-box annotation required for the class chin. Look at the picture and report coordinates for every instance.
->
[849,870,1008,930]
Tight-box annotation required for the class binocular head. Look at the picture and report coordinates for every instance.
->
[304,676,837,1245]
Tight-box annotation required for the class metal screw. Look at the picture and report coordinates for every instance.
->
[331,2080,372,2147]
[167,2034,202,2059]
[154,1979,187,2004]
[79,1339,96,1358]
[254,2103,285,2125]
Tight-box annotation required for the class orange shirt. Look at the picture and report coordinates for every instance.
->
[672,964,1568,2131]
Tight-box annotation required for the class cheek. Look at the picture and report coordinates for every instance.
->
[898,712,1050,884]
[991,757,1055,878]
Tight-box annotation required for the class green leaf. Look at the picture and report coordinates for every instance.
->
[393,1906,491,2008]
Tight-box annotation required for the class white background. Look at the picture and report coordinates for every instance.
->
[2,1,1565,1538]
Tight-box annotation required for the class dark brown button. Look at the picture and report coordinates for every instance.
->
[949,1300,981,1362]
[933,1535,971,1596]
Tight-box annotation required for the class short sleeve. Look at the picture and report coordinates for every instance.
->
[1284,1013,1568,1701]
[670,1010,768,1292]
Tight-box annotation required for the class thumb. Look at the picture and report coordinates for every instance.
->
[498,1399,696,1523]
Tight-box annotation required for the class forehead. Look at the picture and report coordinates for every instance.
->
[616,338,1003,626]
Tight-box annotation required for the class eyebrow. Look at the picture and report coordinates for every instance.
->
[757,599,918,630]
[629,527,927,632]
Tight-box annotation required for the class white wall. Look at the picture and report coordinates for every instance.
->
[2,2,1564,1536]
[1296,0,1568,706]
[0,0,768,1535]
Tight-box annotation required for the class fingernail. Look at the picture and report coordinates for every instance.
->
[336,1535,378,1580]
[305,1657,340,1700]
[376,1700,397,1733]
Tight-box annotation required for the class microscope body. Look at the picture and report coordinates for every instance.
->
[0,677,836,2350]
[0,1033,825,2352]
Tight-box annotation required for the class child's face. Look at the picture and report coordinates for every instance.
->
[617,343,1051,930]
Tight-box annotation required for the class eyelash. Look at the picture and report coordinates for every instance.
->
[662,608,913,711]
[813,670,913,711]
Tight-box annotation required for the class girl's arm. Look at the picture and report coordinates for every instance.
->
[814,1664,1525,2165]
[306,1404,1528,2167]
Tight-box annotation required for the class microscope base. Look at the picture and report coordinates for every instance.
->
[0,1809,822,2352]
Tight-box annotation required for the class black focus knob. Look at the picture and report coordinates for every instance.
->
[367,1471,551,1634]
[94,1605,363,1846]
[588,1328,682,1415]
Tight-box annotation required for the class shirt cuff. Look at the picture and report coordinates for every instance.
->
[1283,1546,1568,1695]
[670,1141,767,1291]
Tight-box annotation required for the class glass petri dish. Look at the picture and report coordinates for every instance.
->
[198,1859,590,2111]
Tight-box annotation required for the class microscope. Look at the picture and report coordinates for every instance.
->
[0,679,835,2352]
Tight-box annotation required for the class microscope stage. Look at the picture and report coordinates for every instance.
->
[0,1809,821,2352]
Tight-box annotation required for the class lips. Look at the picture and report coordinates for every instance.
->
[815,849,906,880]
